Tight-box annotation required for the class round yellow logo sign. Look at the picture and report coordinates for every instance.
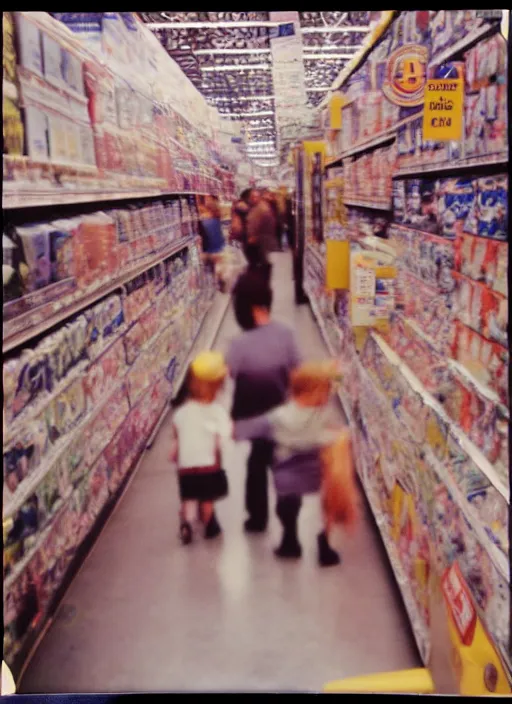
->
[383,44,428,107]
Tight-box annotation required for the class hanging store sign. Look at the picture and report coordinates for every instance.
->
[422,79,464,141]
[382,44,428,107]
[270,11,309,156]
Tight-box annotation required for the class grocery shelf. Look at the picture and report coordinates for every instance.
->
[425,447,508,579]
[394,152,508,178]
[371,332,509,502]
[3,236,194,354]
[337,129,396,161]
[358,353,509,581]
[358,454,431,665]
[305,242,325,269]
[357,235,396,257]
[429,22,500,66]
[304,281,352,425]
[344,198,393,212]
[146,290,231,449]
[2,187,218,210]
[323,11,397,99]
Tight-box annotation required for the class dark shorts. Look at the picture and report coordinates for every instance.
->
[178,469,229,502]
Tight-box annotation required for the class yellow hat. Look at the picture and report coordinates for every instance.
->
[190,350,228,382]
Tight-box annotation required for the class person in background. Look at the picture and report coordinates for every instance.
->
[169,351,231,545]
[227,273,301,533]
[198,195,226,290]
[245,187,280,279]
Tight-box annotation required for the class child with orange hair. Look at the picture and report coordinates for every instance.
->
[170,351,231,545]
[235,361,358,566]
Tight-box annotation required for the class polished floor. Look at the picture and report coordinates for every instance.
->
[20,253,419,693]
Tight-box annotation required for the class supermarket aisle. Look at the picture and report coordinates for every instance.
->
[20,253,419,694]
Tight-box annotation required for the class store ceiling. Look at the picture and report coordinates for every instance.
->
[139,11,371,157]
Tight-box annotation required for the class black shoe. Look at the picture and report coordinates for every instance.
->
[318,531,341,567]
[205,513,222,540]
[180,521,193,545]
[274,537,302,559]
[244,518,267,533]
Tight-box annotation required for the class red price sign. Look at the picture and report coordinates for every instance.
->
[441,562,477,646]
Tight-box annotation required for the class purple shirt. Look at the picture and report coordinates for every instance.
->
[226,320,301,421]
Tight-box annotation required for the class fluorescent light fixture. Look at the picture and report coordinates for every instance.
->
[222,110,275,117]
[306,86,332,92]
[194,48,271,55]
[246,140,275,146]
[301,26,370,34]
[209,95,275,102]
[247,125,276,132]
[302,44,362,51]
[147,20,280,29]
[303,54,354,59]
[202,64,271,72]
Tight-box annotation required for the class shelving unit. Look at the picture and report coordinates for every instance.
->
[303,11,510,687]
[2,11,239,680]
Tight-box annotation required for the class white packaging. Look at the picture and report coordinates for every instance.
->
[24,105,49,161]
[42,32,63,86]
[79,124,96,166]
[15,14,43,76]
[47,113,70,163]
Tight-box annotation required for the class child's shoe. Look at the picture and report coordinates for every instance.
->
[204,513,222,540]
[317,531,341,567]
[180,521,193,545]
[274,533,302,559]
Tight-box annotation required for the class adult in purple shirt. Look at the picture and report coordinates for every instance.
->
[227,272,302,532]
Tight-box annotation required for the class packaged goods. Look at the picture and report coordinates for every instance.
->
[23,105,50,162]
[3,12,18,83]
[437,178,476,239]
[476,175,508,240]
[61,48,84,95]
[3,97,25,156]
[15,14,43,76]
[42,32,63,85]
[13,224,52,292]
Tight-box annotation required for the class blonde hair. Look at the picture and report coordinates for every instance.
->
[290,361,338,398]
[188,373,225,403]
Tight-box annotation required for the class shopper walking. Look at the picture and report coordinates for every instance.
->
[198,195,226,290]
[234,361,356,566]
[170,351,231,544]
[246,188,280,258]
[227,273,301,532]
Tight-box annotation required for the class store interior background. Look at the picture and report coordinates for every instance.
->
[2,10,511,695]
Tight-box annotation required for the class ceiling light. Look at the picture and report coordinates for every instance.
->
[303,54,355,59]
[246,140,275,146]
[201,64,271,72]
[247,125,276,132]
[194,48,272,55]
[302,44,362,51]
[306,86,332,92]
[209,95,275,102]
[223,110,275,118]
[147,20,280,29]
[301,26,370,33]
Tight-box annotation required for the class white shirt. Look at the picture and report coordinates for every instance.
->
[172,400,233,469]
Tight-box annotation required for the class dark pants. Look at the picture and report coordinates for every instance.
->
[246,439,274,528]
[243,242,272,284]
[276,495,302,539]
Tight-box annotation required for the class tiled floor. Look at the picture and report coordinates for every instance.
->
[20,253,419,694]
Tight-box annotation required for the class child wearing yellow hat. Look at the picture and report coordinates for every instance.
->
[170,350,231,544]
[235,360,359,566]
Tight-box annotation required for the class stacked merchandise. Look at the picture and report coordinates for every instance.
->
[3,12,224,207]
[305,10,509,677]
[3,239,216,669]
[3,196,196,348]
[2,11,237,679]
